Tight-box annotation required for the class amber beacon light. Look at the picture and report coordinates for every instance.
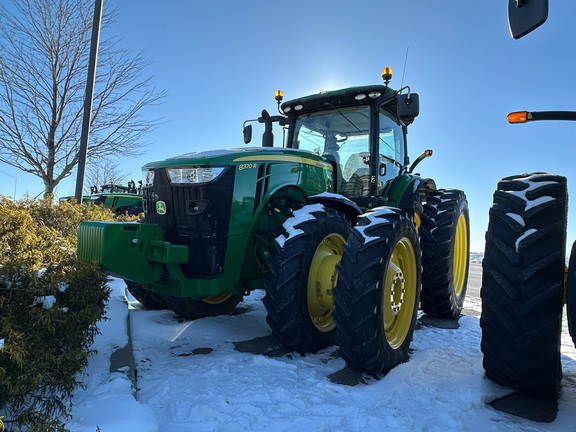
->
[275,90,284,102]
[382,67,393,84]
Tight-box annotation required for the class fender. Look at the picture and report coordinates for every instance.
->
[383,175,437,215]
[308,192,363,224]
[398,177,437,215]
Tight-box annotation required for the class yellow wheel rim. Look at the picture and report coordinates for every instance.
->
[414,213,421,233]
[202,292,233,305]
[453,214,468,296]
[307,233,346,332]
[382,237,418,349]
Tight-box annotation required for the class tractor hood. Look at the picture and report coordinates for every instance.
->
[142,147,333,172]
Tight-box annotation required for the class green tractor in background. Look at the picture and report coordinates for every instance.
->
[78,69,470,373]
[88,180,143,215]
[61,180,143,215]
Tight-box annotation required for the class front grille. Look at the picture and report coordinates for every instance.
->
[142,166,235,278]
[93,196,106,206]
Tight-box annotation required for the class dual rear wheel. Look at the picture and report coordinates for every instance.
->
[420,189,470,318]
[333,208,421,372]
[334,189,469,372]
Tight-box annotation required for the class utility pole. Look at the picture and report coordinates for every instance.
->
[75,0,103,204]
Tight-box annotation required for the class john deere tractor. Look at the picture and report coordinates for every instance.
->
[78,69,470,373]
[88,181,143,215]
[61,180,143,215]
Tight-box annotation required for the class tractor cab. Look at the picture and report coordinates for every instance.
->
[282,85,411,205]
[244,68,423,209]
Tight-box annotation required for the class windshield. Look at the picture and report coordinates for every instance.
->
[293,105,371,199]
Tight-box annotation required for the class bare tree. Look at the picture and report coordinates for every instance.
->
[84,158,129,194]
[0,0,164,195]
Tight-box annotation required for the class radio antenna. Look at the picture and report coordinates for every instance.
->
[400,46,410,89]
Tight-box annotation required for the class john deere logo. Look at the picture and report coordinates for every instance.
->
[156,201,167,215]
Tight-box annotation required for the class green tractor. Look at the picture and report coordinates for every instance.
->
[77,69,470,372]
[60,180,143,215]
[88,181,143,215]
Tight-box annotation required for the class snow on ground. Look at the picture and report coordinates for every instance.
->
[67,265,576,432]
[66,283,158,431]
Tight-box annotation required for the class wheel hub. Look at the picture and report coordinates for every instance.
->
[202,292,232,305]
[307,234,345,332]
[382,238,417,349]
[388,262,406,315]
[314,254,340,311]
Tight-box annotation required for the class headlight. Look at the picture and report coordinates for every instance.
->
[167,167,226,184]
[142,169,155,186]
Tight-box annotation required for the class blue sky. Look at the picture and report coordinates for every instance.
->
[1,0,575,253]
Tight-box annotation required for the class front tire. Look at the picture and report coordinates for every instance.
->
[263,205,351,353]
[334,208,422,373]
[420,189,470,318]
[125,280,168,310]
[480,172,567,395]
[163,292,242,319]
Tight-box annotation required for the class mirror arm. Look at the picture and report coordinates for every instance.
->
[243,119,258,131]
[397,85,411,96]
[380,86,412,107]
[527,111,576,122]
[408,149,433,173]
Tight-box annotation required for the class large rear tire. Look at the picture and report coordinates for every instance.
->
[163,292,242,319]
[420,189,470,318]
[334,208,421,373]
[263,205,351,353]
[480,172,567,395]
[125,280,168,310]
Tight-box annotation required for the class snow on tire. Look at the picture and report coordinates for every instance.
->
[480,172,567,395]
[420,189,470,318]
[334,208,421,373]
[263,205,351,353]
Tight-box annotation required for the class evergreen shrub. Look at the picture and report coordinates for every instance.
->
[0,197,137,430]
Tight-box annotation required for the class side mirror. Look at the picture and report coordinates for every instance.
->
[243,124,252,144]
[508,0,548,39]
[397,93,419,124]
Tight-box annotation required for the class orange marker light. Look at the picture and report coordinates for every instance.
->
[382,67,393,83]
[275,90,284,102]
[507,111,529,123]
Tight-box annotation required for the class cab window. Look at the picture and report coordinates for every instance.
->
[378,109,404,194]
